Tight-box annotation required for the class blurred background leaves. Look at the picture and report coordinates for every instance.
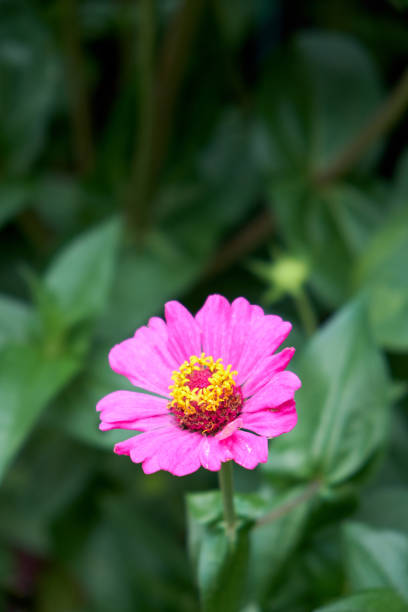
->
[1,0,408,610]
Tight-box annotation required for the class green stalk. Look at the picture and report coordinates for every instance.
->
[218,461,236,548]
[61,0,94,174]
[315,66,408,185]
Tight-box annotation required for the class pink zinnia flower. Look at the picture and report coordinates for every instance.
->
[97,295,301,476]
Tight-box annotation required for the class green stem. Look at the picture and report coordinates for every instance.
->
[315,66,408,185]
[127,0,155,234]
[218,461,236,547]
[61,0,94,175]
[293,288,318,337]
[127,0,204,237]
[255,480,321,528]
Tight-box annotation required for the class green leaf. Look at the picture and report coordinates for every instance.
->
[354,206,408,350]
[0,295,33,347]
[314,589,408,612]
[99,232,200,341]
[258,32,381,174]
[247,485,314,605]
[187,492,250,612]
[265,298,390,486]
[0,343,80,482]
[187,488,314,609]
[197,524,249,612]
[355,487,408,534]
[296,33,382,172]
[44,218,121,327]
[343,522,408,602]
[187,490,259,612]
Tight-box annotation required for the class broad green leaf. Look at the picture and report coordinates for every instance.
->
[314,589,408,612]
[187,490,263,579]
[45,218,121,327]
[197,524,249,612]
[343,522,408,602]
[246,485,314,605]
[355,487,408,534]
[296,33,381,172]
[99,233,200,341]
[187,487,314,609]
[265,299,390,485]
[0,295,33,347]
[354,206,408,350]
[258,32,381,174]
[0,3,61,173]
[0,343,80,482]
[187,491,250,612]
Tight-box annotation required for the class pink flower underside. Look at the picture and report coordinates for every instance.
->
[103,294,301,475]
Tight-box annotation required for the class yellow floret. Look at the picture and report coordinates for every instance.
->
[169,353,237,415]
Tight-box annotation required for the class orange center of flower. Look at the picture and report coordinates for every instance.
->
[168,353,243,435]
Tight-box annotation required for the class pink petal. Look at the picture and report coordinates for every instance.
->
[97,391,171,432]
[223,431,268,469]
[241,400,297,437]
[195,295,231,363]
[114,426,202,476]
[97,390,168,419]
[235,316,292,385]
[147,316,170,343]
[242,348,295,397]
[226,297,264,367]
[142,455,161,474]
[109,322,176,395]
[199,436,233,471]
[114,428,172,460]
[157,428,202,476]
[99,414,171,432]
[243,371,301,412]
[194,295,293,385]
[114,434,143,456]
[164,301,202,363]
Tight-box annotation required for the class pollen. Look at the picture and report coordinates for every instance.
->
[168,353,243,435]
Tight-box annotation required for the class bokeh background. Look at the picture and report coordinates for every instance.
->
[1,0,408,610]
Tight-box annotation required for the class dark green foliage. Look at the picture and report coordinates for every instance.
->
[1,0,408,610]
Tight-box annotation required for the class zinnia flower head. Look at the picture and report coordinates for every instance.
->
[97,295,301,476]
